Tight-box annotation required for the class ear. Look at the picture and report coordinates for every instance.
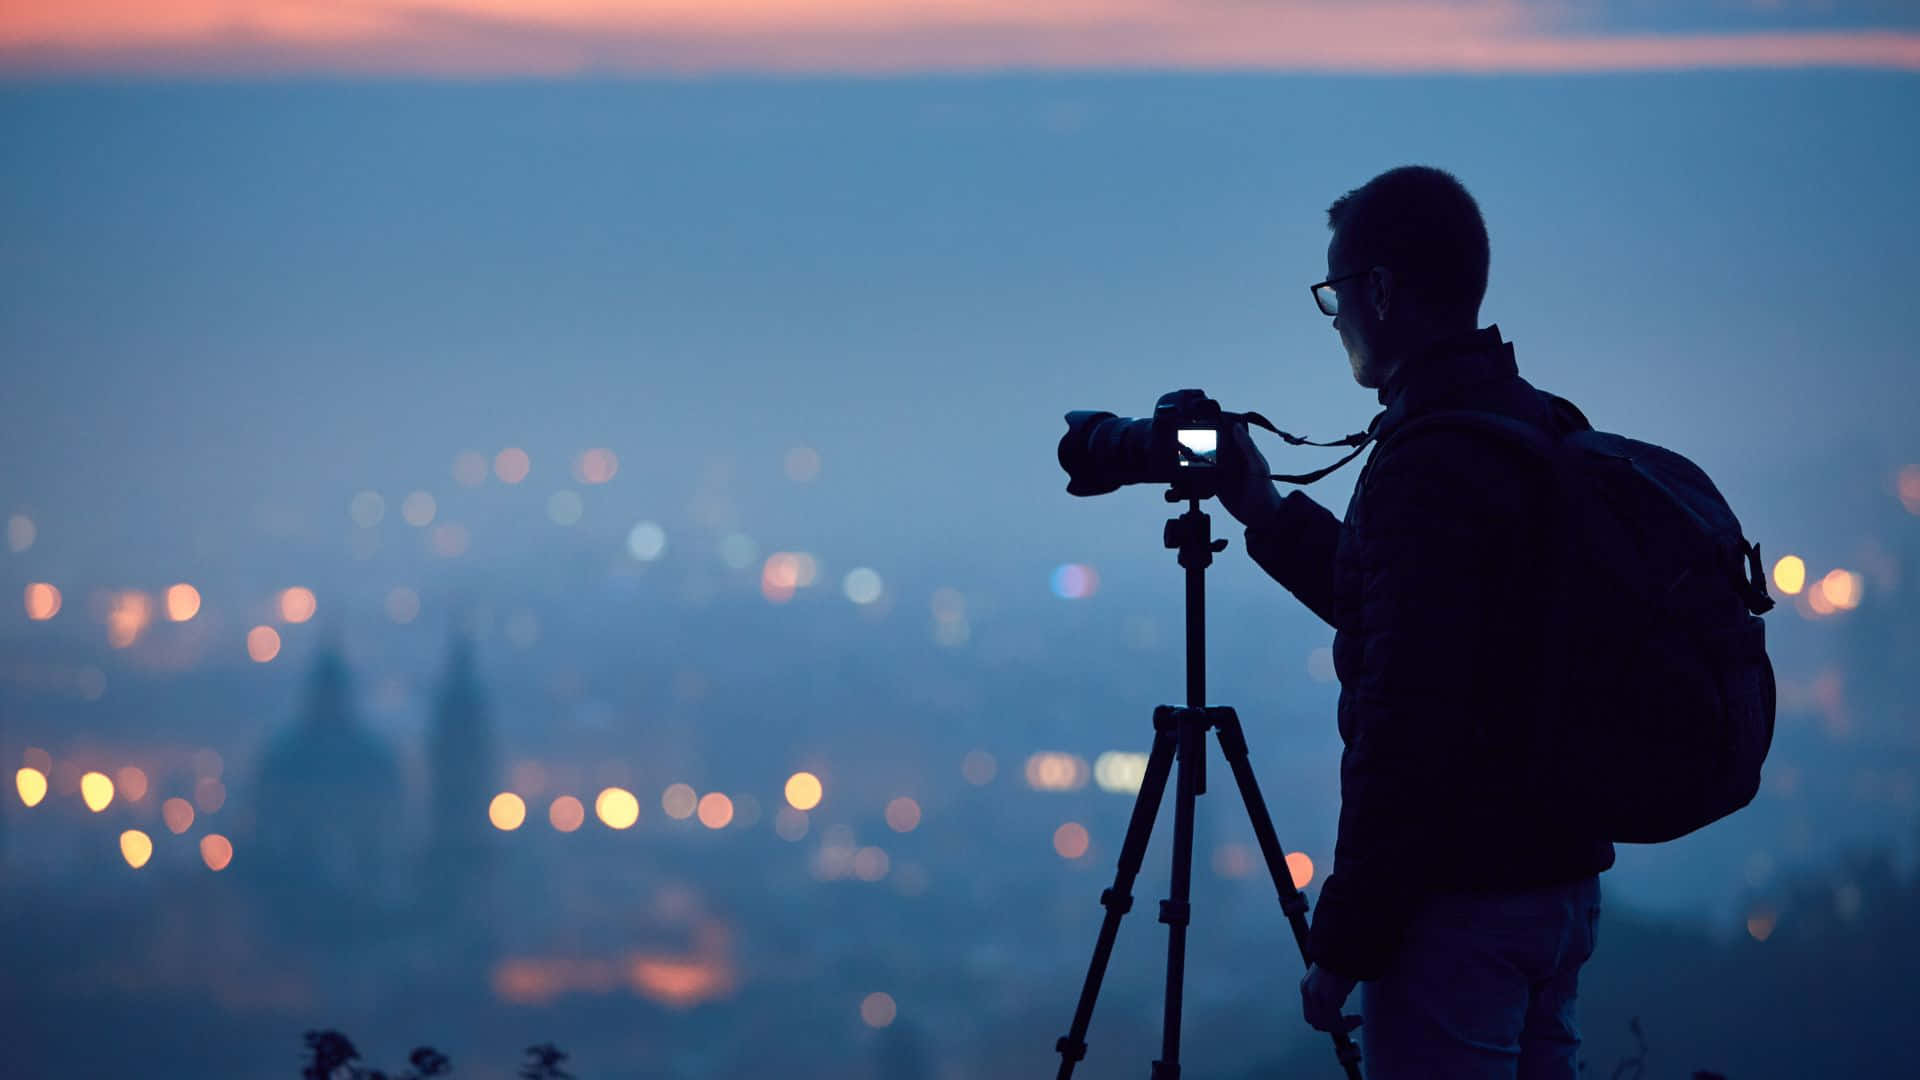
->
[1370,266,1392,321]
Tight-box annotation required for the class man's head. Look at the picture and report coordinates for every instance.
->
[1321,166,1490,391]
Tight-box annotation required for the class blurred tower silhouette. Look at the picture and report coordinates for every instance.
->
[421,631,500,919]
[250,639,405,934]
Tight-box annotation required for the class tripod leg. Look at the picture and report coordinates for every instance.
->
[1055,710,1180,1080]
[1150,709,1206,1079]
[1210,706,1365,1080]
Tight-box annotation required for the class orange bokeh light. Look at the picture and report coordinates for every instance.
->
[107,590,152,648]
[200,833,234,871]
[575,448,619,484]
[24,583,61,620]
[162,797,196,834]
[495,447,531,484]
[1053,821,1090,859]
[247,625,282,662]
[884,796,921,833]
[116,765,150,802]
[279,586,317,623]
[549,795,586,832]
[165,583,201,621]
[697,792,735,829]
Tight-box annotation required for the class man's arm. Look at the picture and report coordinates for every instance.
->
[1305,429,1528,980]
[1244,493,1342,627]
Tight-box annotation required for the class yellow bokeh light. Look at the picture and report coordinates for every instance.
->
[489,791,527,831]
[1287,851,1315,889]
[697,792,734,829]
[24,582,61,621]
[549,795,586,832]
[164,583,202,621]
[80,770,115,812]
[595,786,640,829]
[15,767,48,807]
[162,797,195,834]
[1771,555,1805,596]
[1819,568,1862,611]
[247,625,282,662]
[884,797,921,833]
[200,833,234,871]
[116,765,149,802]
[784,771,823,811]
[279,586,317,623]
[1053,821,1091,859]
[662,782,697,820]
[860,991,896,1028]
[120,829,153,869]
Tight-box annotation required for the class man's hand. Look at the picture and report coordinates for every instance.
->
[1300,963,1362,1034]
[1217,421,1285,531]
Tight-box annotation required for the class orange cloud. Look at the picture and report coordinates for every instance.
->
[2,0,1917,74]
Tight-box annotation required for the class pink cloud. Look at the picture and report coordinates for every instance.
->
[2,0,1917,75]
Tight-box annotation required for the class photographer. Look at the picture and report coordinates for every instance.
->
[1219,166,1613,1079]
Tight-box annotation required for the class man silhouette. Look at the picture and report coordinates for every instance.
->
[1217,166,1613,1079]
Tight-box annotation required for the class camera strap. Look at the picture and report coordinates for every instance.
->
[1238,409,1379,487]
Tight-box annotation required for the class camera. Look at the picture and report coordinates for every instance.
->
[1058,389,1224,499]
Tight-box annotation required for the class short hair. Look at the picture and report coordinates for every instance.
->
[1327,165,1489,317]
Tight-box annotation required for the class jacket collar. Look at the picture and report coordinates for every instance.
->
[1372,324,1515,439]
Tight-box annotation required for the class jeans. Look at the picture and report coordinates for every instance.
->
[1359,875,1602,1080]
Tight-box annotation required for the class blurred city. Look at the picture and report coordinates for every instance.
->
[5,9,1920,1076]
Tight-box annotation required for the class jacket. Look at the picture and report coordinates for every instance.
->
[1245,324,1616,980]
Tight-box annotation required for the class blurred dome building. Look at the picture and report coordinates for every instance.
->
[249,641,405,931]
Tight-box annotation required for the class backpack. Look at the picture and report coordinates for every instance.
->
[1380,400,1778,844]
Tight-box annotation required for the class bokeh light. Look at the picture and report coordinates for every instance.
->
[785,771,823,811]
[547,490,584,526]
[1819,568,1862,611]
[401,491,437,527]
[853,846,890,881]
[1772,554,1806,596]
[549,795,586,832]
[575,448,619,485]
[247,625,282,662]
[1053,822,1091,859]
[107,591,152,648]
[80,770,115,812]
[860,991,896,1028]
[627,522,667,561]
[1287,851,1316,889]
[1747,909,1777,942]
[784,446,822,483]
[489,792,527,831]
[165,583,201,621]
[200,833,233,871]
[494,448,531,484]
[843,567,884,605]
[662,783,697,820]
[719,533,758,569]
[386,587,421,624]
[1093,751,1149,794]
[120,830,153,869]
[24,582,61,620]
[774,806,808,841]
[116,766,149,802]
[162,797,195,834]
[962,750,997,786]
[595,787,640,829]
[6,513,34,553]
[15,767,48,807]
[429,523,470,558]
[1898,464,1920,514]
[697,792,734,829]
[884,796,921,833]
[279,586,317,623]
[453,450,489,487]
[349,491,386,527]
[1026,752,1089,792]
[1051,563,1100,600]
[195,777,226,814]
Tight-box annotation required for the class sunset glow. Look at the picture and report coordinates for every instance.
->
[4,2,1916,76]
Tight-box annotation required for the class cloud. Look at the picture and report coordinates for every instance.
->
[2,0,1917,75]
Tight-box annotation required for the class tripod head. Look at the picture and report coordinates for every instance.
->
[1163,488,1229,572]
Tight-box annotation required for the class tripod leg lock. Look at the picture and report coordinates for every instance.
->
[1280,891,1310,919]
[1055,1035,1088,1063]
[1100,887,1134,915]
[1157,899,1190,927]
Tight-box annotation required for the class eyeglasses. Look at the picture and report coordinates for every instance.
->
[1310,270,1370,317]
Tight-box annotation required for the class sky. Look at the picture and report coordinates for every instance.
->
[2,1,1918,922]
[3,0,1920,75]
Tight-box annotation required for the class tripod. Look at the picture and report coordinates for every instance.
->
[1053,490,1364,1079]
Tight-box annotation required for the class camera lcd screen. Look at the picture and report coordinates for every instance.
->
[1176,428,1218,467]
